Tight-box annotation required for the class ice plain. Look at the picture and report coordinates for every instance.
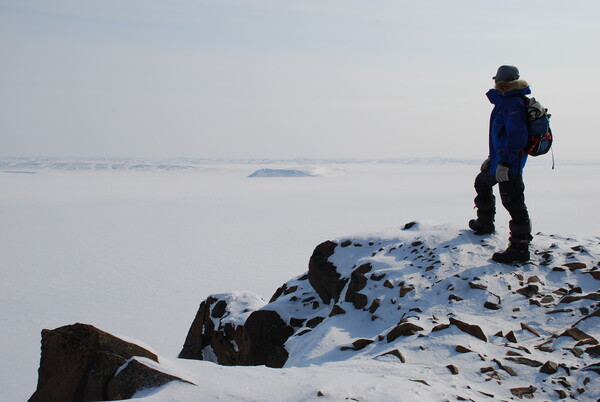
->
[0,157,598,401]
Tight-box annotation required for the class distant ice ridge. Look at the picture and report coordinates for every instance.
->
[0,157,483,173]
[248,169,314,178]
[0,156,595,173]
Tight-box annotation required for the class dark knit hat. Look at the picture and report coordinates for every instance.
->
[493,65,520,82]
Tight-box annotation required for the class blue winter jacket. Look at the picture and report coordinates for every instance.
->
[486,81,531,175]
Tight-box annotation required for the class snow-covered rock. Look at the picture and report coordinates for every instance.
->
[29,323,190,402]
[179,221,600,400]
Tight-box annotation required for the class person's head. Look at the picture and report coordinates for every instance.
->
[493,65,519,83]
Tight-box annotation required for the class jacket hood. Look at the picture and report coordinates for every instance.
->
[486,80,531,104]
[494,80,529,94]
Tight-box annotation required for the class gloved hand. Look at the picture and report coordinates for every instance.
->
[495,164,510,182]
[480,157,490,172]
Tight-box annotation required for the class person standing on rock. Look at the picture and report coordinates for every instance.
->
[469,65,533,264]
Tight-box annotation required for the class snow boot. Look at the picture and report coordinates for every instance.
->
[469,219,495,235]
[492,241,530,264]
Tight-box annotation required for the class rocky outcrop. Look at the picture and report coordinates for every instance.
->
[176,224,599,399]
[308,240,346,304]
[29,323,190,402]
[179,296,244,365]
[178,293,292,368]
[239,310,294,367]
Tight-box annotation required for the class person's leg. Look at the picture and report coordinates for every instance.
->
[493,175,532,263]
[470,170,497,234]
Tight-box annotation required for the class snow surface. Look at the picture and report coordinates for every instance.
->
[0,158,598,401]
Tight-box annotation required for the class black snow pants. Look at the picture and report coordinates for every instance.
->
[474,169,532,243]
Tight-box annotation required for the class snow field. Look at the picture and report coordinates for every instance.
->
[0,159,598,401]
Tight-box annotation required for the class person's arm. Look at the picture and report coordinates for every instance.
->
[499,97,528,167]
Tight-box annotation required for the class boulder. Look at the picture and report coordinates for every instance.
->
[449,318,488,342]
[345,263,372,309]
[239,310,294,368]
[106,358,193,400]
[308,241,347,304]
[179,296,244,365]
[29,323,161,402]
[386,323,424,342]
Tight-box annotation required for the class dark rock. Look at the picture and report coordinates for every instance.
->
[29,323,159,402]
[211,300,228,318]
[449,318,487,342]
[510,385,537,399]
[484,301,501,310]
[448,294,463,302]
[386,323,424,342]
[585,345,600,357]
[409,379,430,386]
[555,389,568,399]
[306,316,325,328]
[455,345,471,353]
[370,272,385,281]
[516,285,539,298]
[400,283,415,297]
[289,318,306,327]
[506,357,543,367]
[283,285,298,295]
[340,240,352,247]
[540,360,559,374]
[368,298,381,313]
[557,328,593,341]
[179,296,245,365]
[383,280,394,289]
[106,358,193,400]
[560,292,600,304]
[240,310,294,367]
[403,221,417,230]
[378,349,406,363]
[345,263,372,309]
[329,305,347,317]
[446,364,459,375]
[431,323,450,332]
[563,262,586,271]
[505,331,518,343]
[341,338,374,351]
[308,241,347,304]
[582,363,600,374]
[468,282,487,290]
[520,323,541,337]
[493,359,518,376]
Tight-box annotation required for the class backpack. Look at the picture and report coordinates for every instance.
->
[519,95,553,157]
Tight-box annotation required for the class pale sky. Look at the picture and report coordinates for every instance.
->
[1,0,598,160]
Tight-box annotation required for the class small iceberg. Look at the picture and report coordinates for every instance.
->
[248,168,314,178]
